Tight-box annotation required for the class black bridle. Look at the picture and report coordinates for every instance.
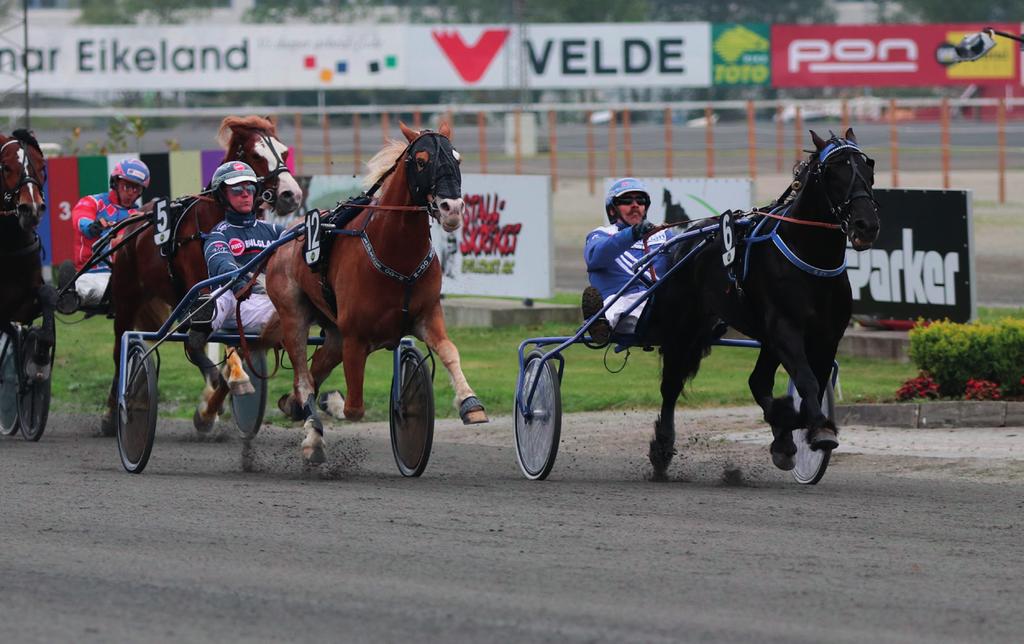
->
[808,138,878,234]
[0,137,46,216]
[250,132,291,206]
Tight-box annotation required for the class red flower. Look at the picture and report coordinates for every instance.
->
[965,378,1001,401]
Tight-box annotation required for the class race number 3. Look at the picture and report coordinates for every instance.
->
[153,198,171,245]
[720,211,736,268]
[304,209,321,266]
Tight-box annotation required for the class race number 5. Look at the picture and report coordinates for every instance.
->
[153,198,171,245]
[304,208,321,266]
[720,211,736,268]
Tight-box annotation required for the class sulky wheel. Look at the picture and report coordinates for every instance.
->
[116,339,159,474]
[786,375,836,485]
[389,344,435,477]
[514,350,562,481]
[231,349,268,439]
[17,326,54,442]
[0,331,20,436]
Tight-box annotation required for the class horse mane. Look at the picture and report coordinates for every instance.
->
[363,138,408,190]
[11,129,42,155]
[216,115,277,150]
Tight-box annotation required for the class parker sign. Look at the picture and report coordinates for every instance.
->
[847,189,975,323]
[772,23,1018,87]
[432,174,553,298]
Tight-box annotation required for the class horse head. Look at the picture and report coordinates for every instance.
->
[808,128,880,251]
[217,115,303,217]
[0,130,47,232]
[399,121,464,233]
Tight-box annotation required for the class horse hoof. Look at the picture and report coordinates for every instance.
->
[99,413,116,438]
[318,390,346,419]
[648,439,676,479]
[277,394,305,421]
[229,380,256,396]
[302,443,327,465]
[771,450,796,471]
[458,396,488,425]
[810,427,839,452]
[193,408,216,434]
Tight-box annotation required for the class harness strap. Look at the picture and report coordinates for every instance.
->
[360,233,436,285]
[751,210,842,230]
[770,232,846,278]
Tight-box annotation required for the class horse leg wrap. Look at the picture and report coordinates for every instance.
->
[458,396,488,424]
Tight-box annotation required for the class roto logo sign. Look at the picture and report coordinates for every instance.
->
[788,38,917,74]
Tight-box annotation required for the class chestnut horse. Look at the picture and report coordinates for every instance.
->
[258,122,488,464]
[0,130,53,381]
[101,115,302,435]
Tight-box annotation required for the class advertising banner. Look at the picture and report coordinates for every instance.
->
[712,24,770,86]
[432,174,552,298]
[772,23,1019,87]
[847,189,975,323]
[604,177,754,226]
[45,156,80,266]
[19,23,711,91]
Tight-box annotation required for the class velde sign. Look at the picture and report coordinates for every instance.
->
[846,189,975,323]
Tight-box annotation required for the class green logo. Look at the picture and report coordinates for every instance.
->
[712,24,770,86]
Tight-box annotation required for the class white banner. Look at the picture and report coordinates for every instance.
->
[604,177,754,225]
[19,23,711,91]
[432,174,553,298]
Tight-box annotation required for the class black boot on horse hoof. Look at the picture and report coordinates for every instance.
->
[193,408,216,435]
[99,412,116,437]
[581,286,610,344]
[770,435,798,471]
[317,390,345,419]
[278,394,305,421]
[648,439,677,481]
[809,425,839,452]
[459,396,488,424]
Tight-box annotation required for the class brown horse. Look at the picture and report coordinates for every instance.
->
[101,115,302,435]
[258,122,487,464]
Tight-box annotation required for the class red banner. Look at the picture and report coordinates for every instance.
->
[46,157,80,266]
[772,23,1019,88]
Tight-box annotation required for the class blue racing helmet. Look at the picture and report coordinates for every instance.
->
[110,158,151,190]
[605,177,650,223]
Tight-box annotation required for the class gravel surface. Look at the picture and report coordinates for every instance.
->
[3,409,1022,643]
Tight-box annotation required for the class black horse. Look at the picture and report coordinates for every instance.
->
[662,188,690,226]
[647,128,880,478]
[0,130,54,387]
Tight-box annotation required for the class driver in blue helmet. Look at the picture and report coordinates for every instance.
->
[581,178,675,342]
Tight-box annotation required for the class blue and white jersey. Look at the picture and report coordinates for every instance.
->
[203,215,286,287]
[584,222,674,327]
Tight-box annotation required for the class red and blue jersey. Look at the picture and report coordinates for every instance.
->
[71,191,139,272]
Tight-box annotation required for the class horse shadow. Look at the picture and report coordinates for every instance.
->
[662,188,690,226]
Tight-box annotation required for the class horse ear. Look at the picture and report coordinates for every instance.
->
[810,129,827,151]
[439,120,452,140]
[844,127,858,144]
[399,121,418,142]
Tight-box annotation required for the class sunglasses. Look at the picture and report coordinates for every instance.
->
[118,181,143,192]
[228,184,257,197]
[613,195,649,207]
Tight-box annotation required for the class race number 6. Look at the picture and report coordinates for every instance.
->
[304,208,321,266]
[720,211,736,268]
[153,198,171,245]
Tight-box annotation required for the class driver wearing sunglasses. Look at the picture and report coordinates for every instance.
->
[193,161,287,360]
[581,177,675,342]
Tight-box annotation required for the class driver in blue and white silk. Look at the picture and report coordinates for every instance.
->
[201,161,286,335]
[582,178,675,341]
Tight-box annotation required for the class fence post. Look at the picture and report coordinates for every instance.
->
[775,104,784,172]
[941,98,950,189]
[841,98,849,133]
[353,113,361,176]
[794,106,803,166]
[293,113,303,176]
[382,112,390,143]
[746,100,757,180]
[322,112,331,175]
[477,111,487,175]
[548,110,558,193]
[608,110,617,178]
[623,109,633,176]
[586,110,596,195]
[705,105,714,178]
[664,107,673,178]
[514,108,522,175]
[413,110,422,130]
[998,98,1007,204]
[889,99,899,188]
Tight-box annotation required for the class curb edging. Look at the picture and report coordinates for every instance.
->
[837,401,1024,428]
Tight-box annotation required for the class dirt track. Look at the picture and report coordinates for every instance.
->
[3,409,1022,643]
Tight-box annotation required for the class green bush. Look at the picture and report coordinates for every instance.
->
[909,319,1024,397]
